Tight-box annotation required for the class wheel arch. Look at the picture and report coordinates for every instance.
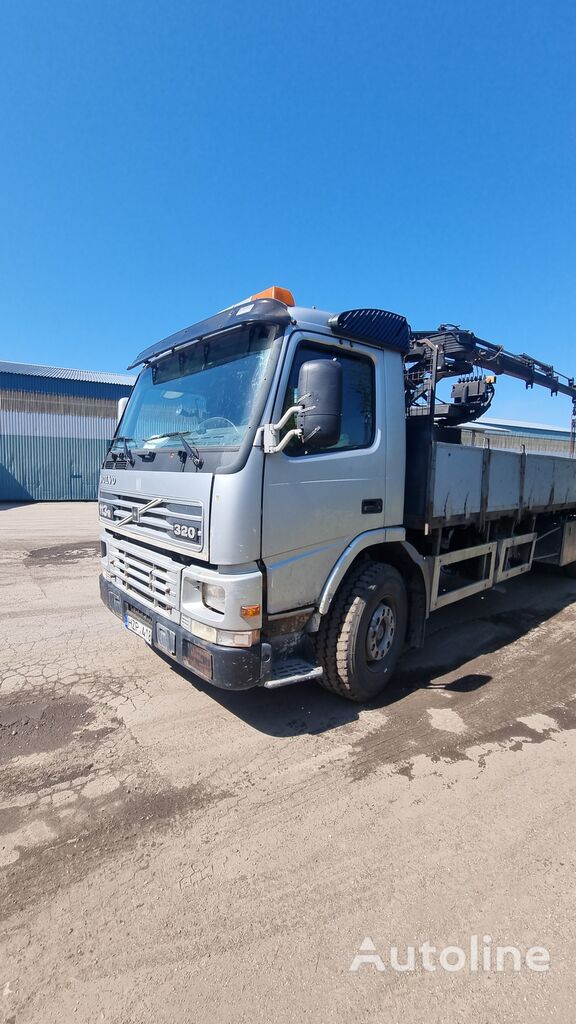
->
[317,536,431,647]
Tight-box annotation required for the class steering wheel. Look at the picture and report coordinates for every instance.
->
[203,416,241,436]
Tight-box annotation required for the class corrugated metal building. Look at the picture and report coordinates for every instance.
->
[464,417,574,456]
[0,361,135,501]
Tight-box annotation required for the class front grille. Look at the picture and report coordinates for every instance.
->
[99,492,203,551]
[107,536,181,617]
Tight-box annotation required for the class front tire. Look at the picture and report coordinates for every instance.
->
[316,562,407,702]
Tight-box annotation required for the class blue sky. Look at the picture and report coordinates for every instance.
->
[1,0,575,426]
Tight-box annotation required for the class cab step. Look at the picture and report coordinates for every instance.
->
[264,658,323,689]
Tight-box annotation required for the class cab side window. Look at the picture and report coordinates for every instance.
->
[284,343,375,455]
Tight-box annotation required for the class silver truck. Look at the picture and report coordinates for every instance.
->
[98,287,576,702]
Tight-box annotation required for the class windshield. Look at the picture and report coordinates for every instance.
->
[115,325,275,451]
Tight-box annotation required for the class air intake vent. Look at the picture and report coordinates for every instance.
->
[329,308,411,353]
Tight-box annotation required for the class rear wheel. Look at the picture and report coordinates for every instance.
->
[316,562,407,702]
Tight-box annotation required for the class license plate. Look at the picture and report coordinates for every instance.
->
[124,613,152,645]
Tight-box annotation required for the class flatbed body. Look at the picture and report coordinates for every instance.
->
[406,426,576,530]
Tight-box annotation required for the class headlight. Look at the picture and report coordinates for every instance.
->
[202,582,225,613]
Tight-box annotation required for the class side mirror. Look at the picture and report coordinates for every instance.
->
[117,396,129,423]
[297,359,342,449]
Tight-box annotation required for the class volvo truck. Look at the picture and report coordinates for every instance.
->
[98,287,576,702]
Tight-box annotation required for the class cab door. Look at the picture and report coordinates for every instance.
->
[262,333,386,615]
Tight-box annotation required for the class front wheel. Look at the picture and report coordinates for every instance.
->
[316,562,407,702]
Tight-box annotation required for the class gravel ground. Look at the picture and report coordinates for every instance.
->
[1,501,576,1024]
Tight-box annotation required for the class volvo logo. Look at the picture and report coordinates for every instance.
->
[116,495,163,528]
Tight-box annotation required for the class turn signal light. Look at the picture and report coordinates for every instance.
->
[250,286,295,306]
[240,604,261,619]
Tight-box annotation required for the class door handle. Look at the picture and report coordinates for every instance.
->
[362,498,383,514]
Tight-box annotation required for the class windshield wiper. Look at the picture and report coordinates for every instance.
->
[143,432,204,470]
[109,436,135,466]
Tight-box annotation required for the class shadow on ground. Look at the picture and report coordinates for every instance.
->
[163,568,576,738]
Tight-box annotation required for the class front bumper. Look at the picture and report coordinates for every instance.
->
[99,576,271,691]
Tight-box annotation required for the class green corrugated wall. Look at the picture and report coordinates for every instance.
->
[0,374,133,501]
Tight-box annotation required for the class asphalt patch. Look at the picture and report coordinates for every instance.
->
[0,696,96,762]
[2,778,230,914]
[24,541,100,567]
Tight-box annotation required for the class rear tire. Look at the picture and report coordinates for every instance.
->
[316,562,407,702]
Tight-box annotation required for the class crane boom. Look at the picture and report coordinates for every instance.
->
[405,325,576,425]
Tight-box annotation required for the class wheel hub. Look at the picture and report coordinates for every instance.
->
[366,601,395,662]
